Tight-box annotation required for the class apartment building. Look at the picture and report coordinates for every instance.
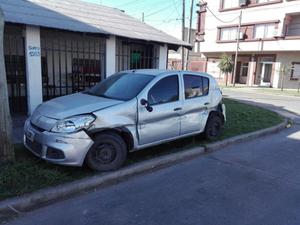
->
[197,0,300,88]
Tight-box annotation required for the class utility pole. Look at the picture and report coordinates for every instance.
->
[181,0,185,70]
[142,12,144,22]
[185,0,194,70]
[0,7,15,164]
[232,10,242,87]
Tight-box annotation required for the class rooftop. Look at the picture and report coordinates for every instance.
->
[0,0,190,48]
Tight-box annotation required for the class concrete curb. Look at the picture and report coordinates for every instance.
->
[0,146,206,216]
[0,116,289,217]
[205,119,288,152]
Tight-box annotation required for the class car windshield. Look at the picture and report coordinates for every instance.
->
[85,73,154,101]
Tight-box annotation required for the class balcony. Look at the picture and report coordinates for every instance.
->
[285,14,300,38]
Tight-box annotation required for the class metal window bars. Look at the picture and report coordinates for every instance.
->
[116,38,159,72]
[4,24,27,114]
[40,29,106,101]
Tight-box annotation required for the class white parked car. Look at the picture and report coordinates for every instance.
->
[24,70,226,171]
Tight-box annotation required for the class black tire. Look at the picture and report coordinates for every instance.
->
[86,132,127,171]
[204,115,224,140]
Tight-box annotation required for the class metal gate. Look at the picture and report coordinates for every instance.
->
[41,29,106,100]
[4,24,27,114]
[116,38,159,72]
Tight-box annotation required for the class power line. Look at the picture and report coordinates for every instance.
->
[145,2,176,18]
[199,0,239,23]
[173,0,181,18]
[116,0,140,8]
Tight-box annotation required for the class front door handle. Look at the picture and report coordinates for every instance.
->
[204,102,210,106]
[174,107,182,111]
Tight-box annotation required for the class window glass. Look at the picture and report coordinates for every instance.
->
[254,24,276,39]
[148,75,179,105]
[184,75,209,99]
[291,63,300,80]
[220,27,237,41]
[87,73,154,101]
[257,0,274,3]
[203,77,210,95]
[241,62,249,77]
[223,0,239,9]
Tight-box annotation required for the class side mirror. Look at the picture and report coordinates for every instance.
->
[140,99,153,112]
[140,98,147,106]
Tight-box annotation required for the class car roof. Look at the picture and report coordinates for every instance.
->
[121,69,214,79]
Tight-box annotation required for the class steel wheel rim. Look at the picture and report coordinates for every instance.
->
[94,143,117,164]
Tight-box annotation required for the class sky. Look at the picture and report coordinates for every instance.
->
[82,0,198,39]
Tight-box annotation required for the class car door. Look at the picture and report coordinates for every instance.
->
[180,74,210,135]
[137,74,182,146]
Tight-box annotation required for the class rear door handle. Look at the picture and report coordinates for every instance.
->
[204,102,210,106]
[173,107,182,111]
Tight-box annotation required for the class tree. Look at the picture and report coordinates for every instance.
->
[279,63,293,91]
[218,54,233,87]
[0,7,15,164]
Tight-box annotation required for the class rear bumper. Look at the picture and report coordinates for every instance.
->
[23,118,94,166]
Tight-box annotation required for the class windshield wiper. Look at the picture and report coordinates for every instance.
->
[83,91,124,101]
[82,91,97,96]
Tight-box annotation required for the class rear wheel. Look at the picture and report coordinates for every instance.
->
[86,132,127,171]
[204,115,224,140]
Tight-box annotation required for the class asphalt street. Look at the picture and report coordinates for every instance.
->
[5,89,300,225]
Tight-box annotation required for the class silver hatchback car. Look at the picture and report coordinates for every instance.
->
[24,70,226,171]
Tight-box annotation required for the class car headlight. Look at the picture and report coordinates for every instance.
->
[51,114,96,133]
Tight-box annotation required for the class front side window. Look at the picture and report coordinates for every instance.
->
[86,73,154,101]
[220,27,237,41]
[148,75,179,105]
[254,24,276,39]
[184,75,209,99]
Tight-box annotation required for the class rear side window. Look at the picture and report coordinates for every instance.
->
[148,75,179,105]
[184,75,210,99]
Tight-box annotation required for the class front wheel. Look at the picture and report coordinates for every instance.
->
[204,115,224,141]
[86,132,127,171]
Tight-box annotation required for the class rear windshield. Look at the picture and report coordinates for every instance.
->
[85,73,154,101]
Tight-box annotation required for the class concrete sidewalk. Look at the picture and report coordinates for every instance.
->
[223,88,300,124]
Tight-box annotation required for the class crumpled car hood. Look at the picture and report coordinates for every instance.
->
[35,93,123,120]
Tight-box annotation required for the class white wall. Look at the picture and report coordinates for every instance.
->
[273,52,300,89]
[106,35,116,77]
[25,25,43,115]
[158,44,168,69]
[206,58,223,79]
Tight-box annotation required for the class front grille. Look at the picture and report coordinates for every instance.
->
[30,122,45,132]
[25,137,43,156]
[46,147,65,160]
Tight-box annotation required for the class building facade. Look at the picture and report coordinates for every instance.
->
[168,28,206,72]
[1,0,189,115]
[197,0,300,89]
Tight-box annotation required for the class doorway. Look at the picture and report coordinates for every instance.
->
[4,24,27,115]
[255,56,275,86]
[234,56,250,84]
